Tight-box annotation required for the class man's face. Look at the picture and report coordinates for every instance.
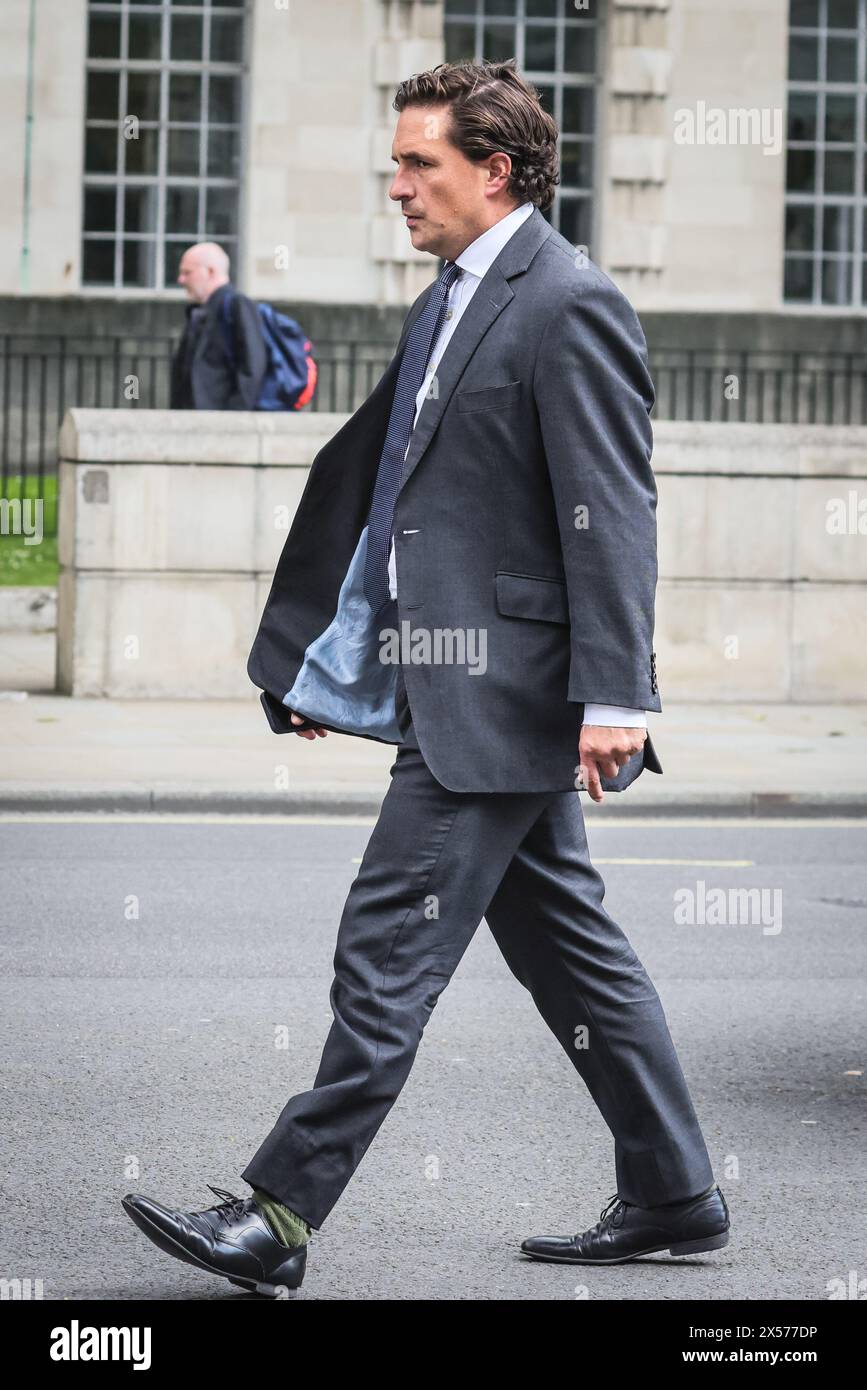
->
[177,252,214,303]
[388,104,514,261]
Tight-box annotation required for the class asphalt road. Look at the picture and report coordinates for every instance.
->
[1,815,864,1302]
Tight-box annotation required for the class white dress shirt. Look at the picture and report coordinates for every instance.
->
[386,201,646,730]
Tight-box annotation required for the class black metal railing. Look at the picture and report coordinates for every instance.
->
[651,347,867,427]
[0,333,394,499]
[0,335,177,500]
[3,335,867,538]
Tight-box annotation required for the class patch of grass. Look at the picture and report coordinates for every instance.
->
[0,475,59,586]
[0,533,58,586]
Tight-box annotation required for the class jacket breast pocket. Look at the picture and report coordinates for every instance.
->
[494,571,570,625]
[456,380,521,413]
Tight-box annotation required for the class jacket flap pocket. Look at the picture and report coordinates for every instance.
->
[495,571,570,624]
[456,380,521,413]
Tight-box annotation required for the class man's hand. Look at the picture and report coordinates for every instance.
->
[577,724,646,803]
[290,711,328,740]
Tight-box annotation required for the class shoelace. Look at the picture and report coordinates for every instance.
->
[582,1187,722,1239]
[205,1183,252,1224]
[597,1193,630,1229]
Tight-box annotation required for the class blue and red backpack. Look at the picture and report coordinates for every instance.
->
[221,290,317,411]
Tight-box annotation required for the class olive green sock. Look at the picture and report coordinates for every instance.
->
[252,1188,312,1247]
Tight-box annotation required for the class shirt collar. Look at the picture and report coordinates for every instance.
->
[454,202,535,281]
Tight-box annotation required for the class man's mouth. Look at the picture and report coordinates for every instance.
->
[405,214,422,224]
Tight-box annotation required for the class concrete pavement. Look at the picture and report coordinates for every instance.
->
[1,646,866,815]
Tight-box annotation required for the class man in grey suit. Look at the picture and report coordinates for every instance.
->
[123,60,729,1297]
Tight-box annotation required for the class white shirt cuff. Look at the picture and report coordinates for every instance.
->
[582,703,647,728]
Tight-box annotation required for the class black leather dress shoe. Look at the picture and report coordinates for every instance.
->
[521,1184,730,1265]
[122,1184,307,1296]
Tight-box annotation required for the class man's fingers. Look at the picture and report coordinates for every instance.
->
[581,758,604,803]
[579,726,646,784]
[290,711,327,739]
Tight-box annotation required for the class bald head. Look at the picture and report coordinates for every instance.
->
[177,242,231,303]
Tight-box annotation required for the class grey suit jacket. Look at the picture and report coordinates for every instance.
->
[247,206,663,794]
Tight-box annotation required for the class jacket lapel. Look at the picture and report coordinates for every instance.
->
[399,207,554,494]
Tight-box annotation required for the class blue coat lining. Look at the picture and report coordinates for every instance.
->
[282,525,402,741]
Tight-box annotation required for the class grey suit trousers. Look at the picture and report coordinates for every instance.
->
[241,669,714,1229]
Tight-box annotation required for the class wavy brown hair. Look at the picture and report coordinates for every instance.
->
[393,59,560,213]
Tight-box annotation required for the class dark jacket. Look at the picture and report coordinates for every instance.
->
[247,207,662,795]
[170,282,267,410]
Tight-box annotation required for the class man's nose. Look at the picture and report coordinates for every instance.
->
[388,173,411,202]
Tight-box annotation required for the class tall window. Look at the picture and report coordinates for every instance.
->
[444,0,601,251]
[785,0,867,305]
[83,0,246,291]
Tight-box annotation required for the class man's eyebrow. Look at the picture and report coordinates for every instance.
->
[390,149,437,163]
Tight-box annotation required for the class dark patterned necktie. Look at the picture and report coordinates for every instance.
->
[363,259,462,616]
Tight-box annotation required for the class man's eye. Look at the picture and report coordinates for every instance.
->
[416,159,428,167]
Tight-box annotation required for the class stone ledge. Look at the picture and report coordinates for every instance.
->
[652,421,867,476]
[58,408,347,465]
[57,410,867,478]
